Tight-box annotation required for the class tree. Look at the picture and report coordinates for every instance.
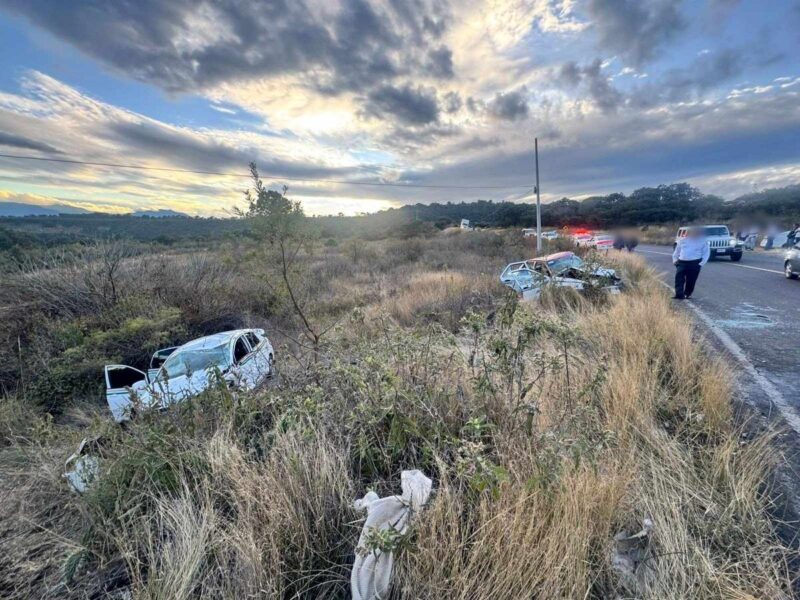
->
[239,163,323,359]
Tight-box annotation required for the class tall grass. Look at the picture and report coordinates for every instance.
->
[0,232,793,598]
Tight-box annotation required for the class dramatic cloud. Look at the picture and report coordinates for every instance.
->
[486,89,530,121]
[632,48,744,106]
[557,60,622,113]
[0,131,61,153]
[0,0,452,94]
[363,84,440,125]
[0,0,798,214]
[587,0,686,66]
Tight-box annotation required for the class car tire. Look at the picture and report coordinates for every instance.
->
[786,261,798,279]
[730,253,742,262]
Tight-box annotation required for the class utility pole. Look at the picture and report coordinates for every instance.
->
[535,137,542,253]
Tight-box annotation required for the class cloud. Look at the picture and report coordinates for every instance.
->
[0,0,454,95]
[557,60,623,113]
[442,91,462,113]
[363,83,440,125]
[587,0,686,66]
[631,49,744,106]
[486,88,529,121]
[0,131,61,153]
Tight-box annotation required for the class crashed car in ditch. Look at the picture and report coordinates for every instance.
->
[500,251,623,300]
[104,328,274,422]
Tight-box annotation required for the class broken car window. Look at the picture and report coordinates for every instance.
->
[160,344,230,380]
[233,337,250,364]
[245,331,260,349]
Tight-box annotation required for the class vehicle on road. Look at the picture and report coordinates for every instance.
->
[500,251,622,300]
[104,328,274,422]
[674,225,743,261]
[523,229,558,240]
[785,243,800,279]
[587,234,614,250]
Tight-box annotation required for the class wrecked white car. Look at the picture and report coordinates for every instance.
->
[104,328,274,422]
[500,251,623,300]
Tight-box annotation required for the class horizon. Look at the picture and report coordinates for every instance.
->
[0,1,799,217]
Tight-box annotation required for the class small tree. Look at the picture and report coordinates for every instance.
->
[238,163,323,358]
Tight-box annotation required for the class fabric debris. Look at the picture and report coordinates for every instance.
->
[351,470,432,600]
[63,438,100,493]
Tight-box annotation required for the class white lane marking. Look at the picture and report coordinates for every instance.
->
[729,264,784,275]
[657,281,800,435]
[640,249,784,275]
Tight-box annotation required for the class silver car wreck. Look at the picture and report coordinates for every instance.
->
[500,251,623,300]
[104,328,274,422]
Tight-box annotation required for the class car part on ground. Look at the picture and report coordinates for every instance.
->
[611,518,654,596]
[499,251,623,300]
[63,438,100,493]
[351,470,433,600]
[104,328,274,422]
[674,225,743,261]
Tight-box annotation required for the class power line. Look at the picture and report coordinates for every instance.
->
[0,152,533,191]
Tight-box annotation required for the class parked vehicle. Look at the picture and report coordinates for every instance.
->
[674,225,743,261]
[573,234,593,247]
[104,328,274,422]
[523,229,558,239]
[587,234,614,250]
[785,243,800,279]
[500,251,622,300]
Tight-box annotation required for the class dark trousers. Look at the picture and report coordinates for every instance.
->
[674,260,701,298]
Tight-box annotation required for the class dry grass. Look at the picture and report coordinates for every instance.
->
[0,233,794,599]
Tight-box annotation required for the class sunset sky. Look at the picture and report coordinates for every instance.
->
[0,0,798,216]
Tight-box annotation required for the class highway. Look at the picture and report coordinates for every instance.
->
[638,244,797,404]
[637,244,800,525]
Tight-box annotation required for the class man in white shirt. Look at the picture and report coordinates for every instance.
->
[672,228,710,299]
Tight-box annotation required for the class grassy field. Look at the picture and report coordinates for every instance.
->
[0,229,794,599]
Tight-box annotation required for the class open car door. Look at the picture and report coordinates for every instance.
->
[149,346,178,381]
[104,364,148,423]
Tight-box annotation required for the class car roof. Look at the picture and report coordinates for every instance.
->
[178,329,253,352]
[532,251,575,262]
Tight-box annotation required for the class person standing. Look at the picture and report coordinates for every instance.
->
[672,228,710,299]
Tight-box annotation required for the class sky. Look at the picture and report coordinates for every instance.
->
[0,0,798,216]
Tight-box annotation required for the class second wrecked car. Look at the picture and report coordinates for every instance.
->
[104,328,274,422]
[500,251,622,300]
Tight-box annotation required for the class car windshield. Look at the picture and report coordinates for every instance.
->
[702,227,729,236]
[546,255,584,273]
[159,343,230,380]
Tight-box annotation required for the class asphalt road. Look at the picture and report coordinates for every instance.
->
[638,243,800,535]
[637,244,798,403]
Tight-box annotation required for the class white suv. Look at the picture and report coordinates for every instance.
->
[674,225,743,262]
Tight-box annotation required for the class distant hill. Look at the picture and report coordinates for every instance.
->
[0,201,90,217]
[132,209,189,218]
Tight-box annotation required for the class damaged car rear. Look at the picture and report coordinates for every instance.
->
[500,251,623,301]
[104,328,274,422]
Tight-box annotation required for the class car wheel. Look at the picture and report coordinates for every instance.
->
[730,253,742,262]
[786,261,798,279]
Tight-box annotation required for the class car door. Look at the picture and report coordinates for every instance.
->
[232,334,266,389]
[104,364,149,422]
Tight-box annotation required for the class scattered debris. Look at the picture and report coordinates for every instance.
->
[611,517,654,596]
[63,438,100,493]
[351,470,433,600]
[104,328,274,422]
